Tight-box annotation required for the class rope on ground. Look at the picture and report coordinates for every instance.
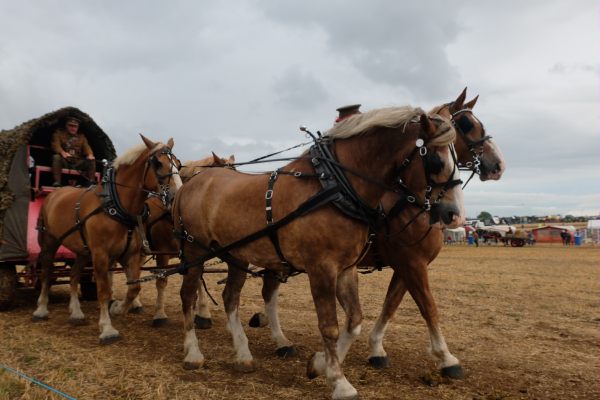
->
[0,363,77,400]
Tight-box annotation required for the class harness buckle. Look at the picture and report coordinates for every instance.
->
[407,196,415,203]
[293,171,302,177]
[186,234,194,243]
[109,208,117,216]
[265,190,273,200]
[402,158,411,167]
[419,146,428,156]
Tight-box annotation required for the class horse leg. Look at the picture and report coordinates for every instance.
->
[403,263,463,378]
[110,253,143,316]
[151,254,170,326]
[152,282,169,327]
[32,241,59,321]
[181,264,204,369]
[223,261,256,372]
[194,276,213,329]
[94,252,120,344]
[368,269,408,368]
[262,270,295,357]
[68,256,87,324]
[310,267,362,371]
[335,267,362,363]
[306,269,357,400]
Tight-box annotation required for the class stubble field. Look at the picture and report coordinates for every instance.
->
[1,245,599,400]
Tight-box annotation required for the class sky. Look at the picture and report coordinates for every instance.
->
[0,0,598,218]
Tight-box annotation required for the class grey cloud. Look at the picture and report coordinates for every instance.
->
[272,67,329,109]
[258,0,464,100]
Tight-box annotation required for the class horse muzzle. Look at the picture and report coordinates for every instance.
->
[430,202,465,228]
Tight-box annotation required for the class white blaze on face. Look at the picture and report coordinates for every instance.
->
[172,164,183,190]
[485,138,506,180]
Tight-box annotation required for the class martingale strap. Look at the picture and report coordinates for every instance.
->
[265,170,296,268]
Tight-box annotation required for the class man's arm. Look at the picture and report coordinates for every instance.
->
[81,135,95,160]
[51,131,70,158]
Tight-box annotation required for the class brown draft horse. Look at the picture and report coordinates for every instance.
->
[33,135,182,344]
[142,153,235,327]
[173,106,464,400]
[241,88,506,378]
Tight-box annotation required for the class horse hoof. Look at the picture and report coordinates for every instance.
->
[194,316,213,329]
[441,364,464,379]
[152,318,168,328]
[31,315,48,322]
[183,361,203,370]
[99,335,121,345]
[68,318,87,326]
[368,356,390,369]
[275,346,297,358]
[233,360,257,373]
[128,306,144,314]
[248,312,268,328]
[306,353,319,380]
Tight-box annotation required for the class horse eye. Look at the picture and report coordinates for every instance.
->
[427,153,444,174]
[457,115,474,133]
[151,157,161,169]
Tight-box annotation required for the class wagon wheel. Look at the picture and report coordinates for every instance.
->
[0,264,17,311]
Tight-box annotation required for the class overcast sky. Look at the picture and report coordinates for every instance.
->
[1,1,598,218]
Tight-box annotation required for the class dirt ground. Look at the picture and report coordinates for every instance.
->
[1,245,599,400]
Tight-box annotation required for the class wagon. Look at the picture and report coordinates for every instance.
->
[0,107,116,310]
[504,229,530,247]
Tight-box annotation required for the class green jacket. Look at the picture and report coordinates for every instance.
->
[51,129,94,158]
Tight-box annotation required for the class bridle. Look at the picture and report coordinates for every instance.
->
[145,146,181,207]
[443,103,493,188]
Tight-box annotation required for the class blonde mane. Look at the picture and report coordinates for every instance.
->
[112,144,148,170]
[112,142,166,170]
[326,105,455,147]
[326,106,424,139]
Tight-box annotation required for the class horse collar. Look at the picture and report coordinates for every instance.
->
[101,167,149,227]
[309,142,383,226]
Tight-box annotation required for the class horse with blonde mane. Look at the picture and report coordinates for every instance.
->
[238,88,505,379]
[141,152,235,327]
[173,106,464,400]
[33,135,182,344]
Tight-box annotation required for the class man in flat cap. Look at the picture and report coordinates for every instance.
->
[51,117,96,186]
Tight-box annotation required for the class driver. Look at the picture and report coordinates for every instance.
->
[51,117,96,187]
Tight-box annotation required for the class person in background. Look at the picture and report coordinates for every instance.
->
[51,117,96,187]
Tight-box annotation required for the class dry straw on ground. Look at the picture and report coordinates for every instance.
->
[1,245,599,399]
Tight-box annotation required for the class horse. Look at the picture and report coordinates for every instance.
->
[142,152,235,327]
[240,88,505,379]
[32,135,182,344]
[172,106,465,400]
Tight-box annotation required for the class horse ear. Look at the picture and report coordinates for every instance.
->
[464,95,479,109]
[140,134,157,149]
[451,87,468,112]
[419,114,436,136]
[167,137,174,149]
[211,152,222,165]
[228,155,235,163]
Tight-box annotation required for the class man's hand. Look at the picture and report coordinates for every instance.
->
[87,154,95,160]
[61,151,70,159]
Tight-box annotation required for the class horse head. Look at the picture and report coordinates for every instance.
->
[403,113,466,228]
[140,134,183,204]
[442,88,506,181]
